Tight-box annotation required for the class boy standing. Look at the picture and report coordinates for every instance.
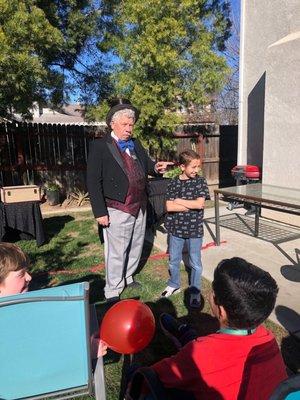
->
[161,150,210,308]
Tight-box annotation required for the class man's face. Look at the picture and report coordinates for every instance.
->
[0,269,32,297]
[111,116,135,141]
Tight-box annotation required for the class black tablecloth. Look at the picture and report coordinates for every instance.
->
[147,177,169,225]
[0,201,45,246]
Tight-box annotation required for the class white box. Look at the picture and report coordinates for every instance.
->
[0,185,41,204]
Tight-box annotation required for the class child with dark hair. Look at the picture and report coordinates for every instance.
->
[150,257,287,400]
[161,149,210,308]
[211,257,279,330]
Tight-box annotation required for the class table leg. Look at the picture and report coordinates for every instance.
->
[214,191,220,245]
[254,205,260,237]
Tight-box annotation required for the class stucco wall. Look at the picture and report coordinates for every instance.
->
[238,0,300,178]
[263,33,300,189]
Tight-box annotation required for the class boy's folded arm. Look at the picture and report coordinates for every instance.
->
[174,197,205,209]
[166,200,189,212]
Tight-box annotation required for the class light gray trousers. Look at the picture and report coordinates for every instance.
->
[102,207,147,299]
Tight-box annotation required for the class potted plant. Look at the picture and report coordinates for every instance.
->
[45,182,60,206]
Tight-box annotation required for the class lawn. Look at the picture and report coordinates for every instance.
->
[16,211,300,399]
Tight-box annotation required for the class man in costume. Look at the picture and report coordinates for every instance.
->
[87,99,172,301]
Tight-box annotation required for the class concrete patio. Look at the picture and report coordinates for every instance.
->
[150,203,300,337]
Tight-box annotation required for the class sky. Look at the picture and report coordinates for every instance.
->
[69,0,241,103]
[231,0,240,20]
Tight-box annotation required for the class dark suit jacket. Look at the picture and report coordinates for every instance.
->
[87,134,157,218]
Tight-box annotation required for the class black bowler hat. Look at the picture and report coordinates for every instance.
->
[106,98,140,126]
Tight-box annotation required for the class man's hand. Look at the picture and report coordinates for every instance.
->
[96,215,109,226]
[155,161,174,174]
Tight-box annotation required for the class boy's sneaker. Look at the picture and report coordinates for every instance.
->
[161,286,181,298]
[189,292,201,309]
[159,313,197,349]
[159,313,186,349]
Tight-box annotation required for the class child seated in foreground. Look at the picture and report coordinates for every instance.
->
[0,242,32,297]
[0,242,107,358]
[148,257,287,400]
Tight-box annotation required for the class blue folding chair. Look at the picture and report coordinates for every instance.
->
[269,374,300,400]
[0,282,106,400]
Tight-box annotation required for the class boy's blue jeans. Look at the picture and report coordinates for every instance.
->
[168,234,203,291]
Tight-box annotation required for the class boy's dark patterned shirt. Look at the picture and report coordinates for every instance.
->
[164,176,210,238]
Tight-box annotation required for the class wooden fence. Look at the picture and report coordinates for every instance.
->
[0,121,237,194]
[175,124,237,192]
[0,122,104,192]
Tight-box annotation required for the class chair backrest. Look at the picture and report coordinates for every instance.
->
[237,339,288,400]
[126,367,171,400]
[269,373,300,400]
[0,282,99,400]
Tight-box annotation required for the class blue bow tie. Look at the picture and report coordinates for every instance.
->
[117,139,135,152]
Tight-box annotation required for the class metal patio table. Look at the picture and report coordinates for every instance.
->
[214,183,300,245]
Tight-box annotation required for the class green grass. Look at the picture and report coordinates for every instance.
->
[15,211,300,399]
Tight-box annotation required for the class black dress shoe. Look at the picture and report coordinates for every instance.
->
[105,296,119,304]
[126,281,142,289]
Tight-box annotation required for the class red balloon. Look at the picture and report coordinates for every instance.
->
[100,299,155,354]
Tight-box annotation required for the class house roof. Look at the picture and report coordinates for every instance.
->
[13,103,106,126]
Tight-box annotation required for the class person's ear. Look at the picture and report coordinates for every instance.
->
[180,163,185,171]
[218,305,228,324]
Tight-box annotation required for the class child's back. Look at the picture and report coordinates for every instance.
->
[153,257,287,399]
[153,325,286,399]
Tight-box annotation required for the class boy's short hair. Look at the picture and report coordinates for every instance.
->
[178,150,201,166]
[0,243,29,283]
[212,257,278,329]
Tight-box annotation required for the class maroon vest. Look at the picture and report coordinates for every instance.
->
[106,149,147,217]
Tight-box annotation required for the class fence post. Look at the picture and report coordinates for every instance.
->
[16,123,28,184]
